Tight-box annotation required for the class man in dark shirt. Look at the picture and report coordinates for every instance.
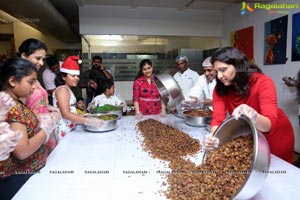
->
[78,55,112,104]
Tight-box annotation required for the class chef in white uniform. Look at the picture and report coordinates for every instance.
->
[173,55,199,97]
[185,56,217,110]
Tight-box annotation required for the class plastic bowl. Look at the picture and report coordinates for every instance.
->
[211,115,270,200]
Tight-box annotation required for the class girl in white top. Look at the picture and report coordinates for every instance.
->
[53,56,103,141]
[88,79,127,113]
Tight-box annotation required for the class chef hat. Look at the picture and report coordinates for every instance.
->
[175,55,189,62]
[202,56,212,67]
[60,56,81,75]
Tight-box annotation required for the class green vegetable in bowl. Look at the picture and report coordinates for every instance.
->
[97,114,118,121]
[94,104,122,112]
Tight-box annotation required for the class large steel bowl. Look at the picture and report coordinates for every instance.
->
[154,73,184,116]
[83,113,118,132]
[211,115,270,200]
[183,109,212,127]
[93,109,122,120]
[154,73,184,108]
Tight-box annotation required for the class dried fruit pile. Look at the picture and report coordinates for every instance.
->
[136,119,254,199]
[166,134,253,200]
[184,109,212,117]
[136,119,200,160]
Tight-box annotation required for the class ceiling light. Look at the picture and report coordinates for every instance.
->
[98,35,123,41]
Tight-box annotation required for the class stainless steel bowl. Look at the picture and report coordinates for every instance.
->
[212,115,270,200]
[93,109,122,119]
[183,109,212,127]
[154,73,184,112]
[83,113,118,132]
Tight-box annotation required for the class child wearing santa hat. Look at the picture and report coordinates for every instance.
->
[53,56,103,141]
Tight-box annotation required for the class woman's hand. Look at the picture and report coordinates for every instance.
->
[134,112,143,120]
[232,104,258,125]
[160,110,167,117]
[203,133,219,151]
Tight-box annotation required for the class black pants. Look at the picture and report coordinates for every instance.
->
[48,95,53,106]
[0,174,33,200]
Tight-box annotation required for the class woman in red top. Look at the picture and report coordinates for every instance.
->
[208,47,294,164]
[133,59,166,118]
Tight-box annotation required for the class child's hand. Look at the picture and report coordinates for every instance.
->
[0,122,23,161]
[84,118,103,127]
[120,102,127,112]
[0,92,15,121]
[47,105,60,113]
[38,114,57,144]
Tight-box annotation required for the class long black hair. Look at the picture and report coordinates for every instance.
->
[211,47,262,97]
[17,38,47,57]
[55,72,68,87]
[0,58,37,90]
[135,59,153,80]
[89,71,105,96]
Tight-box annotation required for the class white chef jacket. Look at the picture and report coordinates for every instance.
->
[87,93,126,112]
[173,68,199,97]
[187,74,216,110]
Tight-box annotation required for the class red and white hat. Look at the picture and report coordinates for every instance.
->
[60,56,81,75]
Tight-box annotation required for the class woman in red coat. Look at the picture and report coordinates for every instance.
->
[207,47,294,164]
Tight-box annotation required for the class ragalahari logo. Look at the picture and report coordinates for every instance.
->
[240,1,254,15]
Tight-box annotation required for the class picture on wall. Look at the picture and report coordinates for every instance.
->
[230,26,254,60]
[264,15,288,65]
[292,12,300,61]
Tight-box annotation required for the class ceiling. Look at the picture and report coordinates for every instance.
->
[0,0,274,43]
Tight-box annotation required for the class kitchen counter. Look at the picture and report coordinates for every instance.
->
[13,115,300,200]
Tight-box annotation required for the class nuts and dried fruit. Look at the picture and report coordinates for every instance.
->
[136,119,253,199]
[166,135,253,199]
[183,109,212,117]
[136,119,200,160]
[96,114,118,121]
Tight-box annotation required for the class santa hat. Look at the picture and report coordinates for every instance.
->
[60,56,81,75]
